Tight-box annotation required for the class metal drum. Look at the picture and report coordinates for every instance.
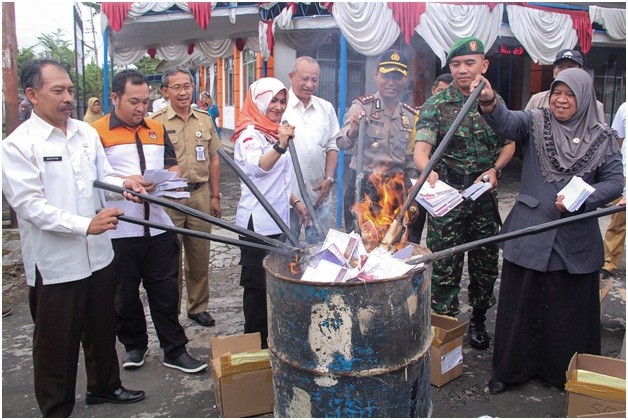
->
[264,244,432,418]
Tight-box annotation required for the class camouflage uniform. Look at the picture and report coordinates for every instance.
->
[336,92,422,241]
[415,84,512,316]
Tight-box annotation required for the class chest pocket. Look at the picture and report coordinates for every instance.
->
[366,120,387,141]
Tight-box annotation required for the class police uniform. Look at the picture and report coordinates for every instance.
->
[149,105,221,319]
[336,50,422,241]
[415,36,514,349]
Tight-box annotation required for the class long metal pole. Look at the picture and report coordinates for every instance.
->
[407,205,626,266]
[112,213,295,257]
[93,180,296,253]
[381,80,486,247]
[336,33,348,228]
[217,148,302,247]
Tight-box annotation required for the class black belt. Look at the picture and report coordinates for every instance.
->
[182,182,206,192]
[444,170,486,189]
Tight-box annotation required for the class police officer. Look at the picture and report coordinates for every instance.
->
[150,66,222,328]
[414,37,515,350]
[336,49,421,243]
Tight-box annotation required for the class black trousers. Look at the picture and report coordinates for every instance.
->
[29,264,121,417]
[343,167,426,243]
[112,232,188,360]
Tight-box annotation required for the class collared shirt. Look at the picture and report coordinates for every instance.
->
[336,91,416,174]
[93,112,177,239]
[149,105,221,183]
[283,88,340,203]
[234,125,292,236]
[152,97,169,112]
[2,112,125,286]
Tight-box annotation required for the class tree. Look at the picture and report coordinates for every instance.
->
[134,56,161,75]
[17,46,36,79]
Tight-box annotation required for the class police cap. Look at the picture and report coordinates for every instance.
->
[446,36,485,63]
[378,50,408,77]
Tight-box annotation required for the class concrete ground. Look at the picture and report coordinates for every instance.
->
[2,145,625,418]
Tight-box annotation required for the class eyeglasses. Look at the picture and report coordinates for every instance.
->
[167,84,192,92]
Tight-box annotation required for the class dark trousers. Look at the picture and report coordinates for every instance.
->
[112,232,188,360]
[343,167,425,242]
[29,264,121,417]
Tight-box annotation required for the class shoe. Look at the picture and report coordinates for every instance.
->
[469,308,490,350]
[2,307,12,317]
[85,386,145,405]
[163,351,207,374]
[488,376,508,394]
[600,269,614,280]
[188,311,216,327]
[122,348,148,370]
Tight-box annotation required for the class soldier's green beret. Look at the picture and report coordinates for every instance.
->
[446,37,485,63]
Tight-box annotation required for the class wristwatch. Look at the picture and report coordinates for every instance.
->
[211,192,222,199]
[273,142,288,154]
[324,176,336,184]
[492,167,502,179]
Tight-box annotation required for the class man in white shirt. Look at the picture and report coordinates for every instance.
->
[2,59,146,417]
[283,56,340,242]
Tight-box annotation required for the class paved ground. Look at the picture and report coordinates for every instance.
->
[2,142,625,418]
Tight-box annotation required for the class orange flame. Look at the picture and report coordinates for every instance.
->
[289,254,301,276]
[353,172,409,252]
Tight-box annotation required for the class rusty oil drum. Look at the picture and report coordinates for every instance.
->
[263,244,433,417]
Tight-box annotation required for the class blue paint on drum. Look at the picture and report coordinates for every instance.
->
[264,244,433,418]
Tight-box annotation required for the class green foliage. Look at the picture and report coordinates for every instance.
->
[134,56,161,75]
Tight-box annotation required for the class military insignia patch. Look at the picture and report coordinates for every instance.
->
[149,131,157,139]
[469,41,478,52]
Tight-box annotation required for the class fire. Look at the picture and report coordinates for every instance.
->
[353,172,409,252]
[289,254,301,276]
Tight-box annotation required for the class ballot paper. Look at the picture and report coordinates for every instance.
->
[143,169,177,184]
[357,247,415,281]
[558,176,595,212]
[143,169,190,198]
[461,182,492,201]
[321,230,360,259]
[415,180,464,217]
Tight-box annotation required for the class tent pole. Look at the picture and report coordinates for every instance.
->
[336,33,347,228]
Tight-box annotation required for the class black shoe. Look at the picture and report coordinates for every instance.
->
[188,311,216,327]
[469,309,490,350]
[2,307,12,317]
[85,386,145,405]
[122,348,148,370]
[600,268,614,279]
[488,376,508,394]
[163,351,207,374]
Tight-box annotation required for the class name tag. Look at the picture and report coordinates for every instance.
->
[166,130,176,134]
[44,156,62,162]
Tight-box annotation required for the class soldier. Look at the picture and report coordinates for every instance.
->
[336,49,422,243]
[413,37,515,350]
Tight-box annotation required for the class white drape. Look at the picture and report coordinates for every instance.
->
[111,48,147,66]
[507,5,578,65]
[196,39,235,59]
[276,30,330,52]
[414,3,503,67]
[589,6,626,41]
[332,2,400,56]
[127,2,190,18]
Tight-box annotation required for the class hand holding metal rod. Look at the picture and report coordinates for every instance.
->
[282,120,325,240]
[217,148,301,248]
[381,80,486,247]
[93,180,296,253]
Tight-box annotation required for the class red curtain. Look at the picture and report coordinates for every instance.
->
[101,2,133,32]
[188,2,212,30]
[387,2,427,44]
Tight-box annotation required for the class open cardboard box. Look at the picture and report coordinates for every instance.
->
[565,353,626,418]
[429,313,469,387]
[210,332,274,417]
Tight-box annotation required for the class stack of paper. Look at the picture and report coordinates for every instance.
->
[558,176,595,212]
[415,180,464,217]
[143,169,190,199]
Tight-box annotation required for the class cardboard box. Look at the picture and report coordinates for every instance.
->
[565,353,626,418]
[429,314,469,387]
[210,333,274,417]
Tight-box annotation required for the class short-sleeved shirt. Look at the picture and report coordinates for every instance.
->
[415,84,510,175]
[336,92,417,174]
[149,105,221,184]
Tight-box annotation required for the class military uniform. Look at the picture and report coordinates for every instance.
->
[149,106,221,317]
[336,92,421,240]
[415,83,512,316]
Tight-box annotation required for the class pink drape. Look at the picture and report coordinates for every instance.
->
[101,2,133,32]
[188,2,212,30]
[387,2,426,44]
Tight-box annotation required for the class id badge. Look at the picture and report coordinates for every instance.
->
[195,145,206,162]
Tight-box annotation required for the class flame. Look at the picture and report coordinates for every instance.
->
[353,172,410,252]
[289,254,301,276]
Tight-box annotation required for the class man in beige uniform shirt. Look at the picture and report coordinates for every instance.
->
[150,67,222,327]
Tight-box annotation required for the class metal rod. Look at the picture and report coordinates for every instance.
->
[217,148,302,247]
[381,80,486,246]
[354,117,366,211]
[407,205,626,266]
[112,213,296,257]
[284,121,325,240]
[93,180,295,253]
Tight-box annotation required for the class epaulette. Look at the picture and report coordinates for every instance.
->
[402,102,418,115]
[356,94,376,105]
[150,107,167,118]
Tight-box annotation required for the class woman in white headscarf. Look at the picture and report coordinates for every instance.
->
[472,68,623,394]
[232,77,309,348]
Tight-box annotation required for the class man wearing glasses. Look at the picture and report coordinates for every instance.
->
[150,67,222,328]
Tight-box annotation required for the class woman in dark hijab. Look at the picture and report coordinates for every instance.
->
[472,68,623,394]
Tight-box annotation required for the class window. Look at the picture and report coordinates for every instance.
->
[243,50,257,93]
[225,57,234,106]
[594,66,626,123]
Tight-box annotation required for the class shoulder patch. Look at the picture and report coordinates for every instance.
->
[402,102,418,115]
[356,94,376,105]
